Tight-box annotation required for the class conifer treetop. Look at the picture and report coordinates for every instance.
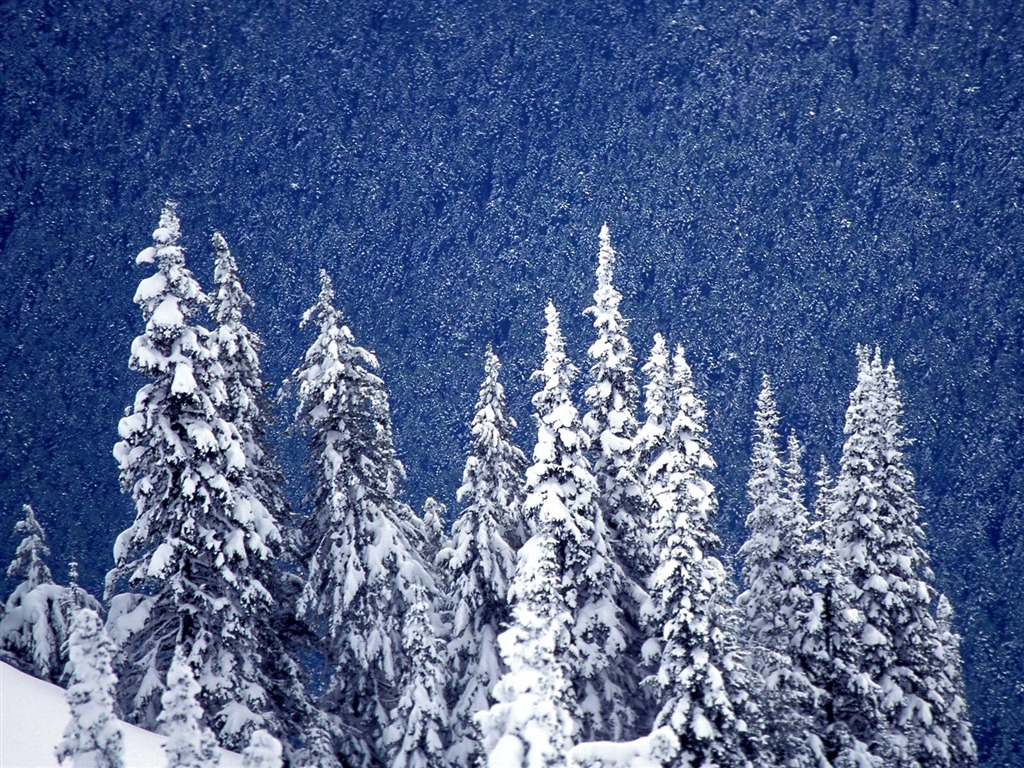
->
[211,231,254,328]
[6,504,52,600]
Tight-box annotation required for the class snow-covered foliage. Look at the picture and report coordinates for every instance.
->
[566,726,679,768]
[816,347,975,767]
[737,378,821,766]
[1,505,99,683]
[209,230,309,752]
[108,204,285,748]
[420,497,449,568]
[159,651,208,768]
[646,345,765,768]
[440,345,527,768]
[522,302,631,742]
[286,269,436,766]
[383,585,449,768]
[477,531,577,768]
[55,608,125,768]
[581,225,649,738]
[241,730,282,768]
[931,596,978,768]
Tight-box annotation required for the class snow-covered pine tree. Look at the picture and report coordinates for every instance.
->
[647,345,765,768]
[1,505,98,683]
[209,230,310,752]
[286,270,435,766]
[242,730,283,768]
[581,224,649,738]
[55,608,125,768]
[525,302,631,741]
[440,345,527,768]
[636,334,672,475]
[819,347,973,767]
[383,585,449,768]
[108,203,282,748]
[420,497,448,568]
[159,650,208,768]
[931,595,978,768]
[736,378,820,767]
[476,519,576,768]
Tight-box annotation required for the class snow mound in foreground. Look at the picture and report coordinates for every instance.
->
[1,661,241,768]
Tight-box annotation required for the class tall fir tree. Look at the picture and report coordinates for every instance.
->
[647,345,765,768]
[581,225,650,737]
[286,270,435,766]
[476,518,576,768]
[528,302,632,741]
[383,585,449,768]
[208,231,310,751]
[636,334,672,476]
[108,204,282,748]
[818,347,975,767]
[55,608,125,768]
[737,378,821,767]
[440,345,527,768]
[931,595,978,768]
[420,497,448,569]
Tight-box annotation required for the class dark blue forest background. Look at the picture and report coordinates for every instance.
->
[0,1,1020,764]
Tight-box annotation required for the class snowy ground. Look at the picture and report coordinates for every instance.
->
[0,661,242,768]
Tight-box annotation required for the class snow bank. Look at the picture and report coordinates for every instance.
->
[1,662,241,767]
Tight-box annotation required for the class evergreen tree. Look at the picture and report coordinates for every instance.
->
[581,225,649,737]
[5,503,51,596]
[286,270,435,766]
[159,650,207,768]
[420,497,448,568]
[819,347,974,767]
[440,345,527,768]
[108,204,283,748]
[476,524,576,768]
[209,230,310,752]
[636,334,672,475]
[528,302,632,741]
[383,585,449,768]
[737,378,820,767]
[55,608,125,768]
[1,505,97,683]
[242,730,283,768]
[931,596,978,768]
[647,345,764,768]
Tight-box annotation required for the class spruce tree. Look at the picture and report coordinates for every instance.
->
[581,225,649,737]
[159,650,208,768]
[242,730,284,768]
[819,347,974,767]
[420,497,448,568]
[476,523,576,768]
[209,231,310,751]
[383,585,449,768]
[1,505,96,683]
[737,378,820,766]
[108,204,283,747]
[441,345,527,768]
[931,595,978,768]
[528,302,632,741]
[55,608,125,768]
[286,270,435,766]
[636,334,672,475]
[647,345,764,768]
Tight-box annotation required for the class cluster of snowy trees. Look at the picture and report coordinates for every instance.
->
[0,205,975,768]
